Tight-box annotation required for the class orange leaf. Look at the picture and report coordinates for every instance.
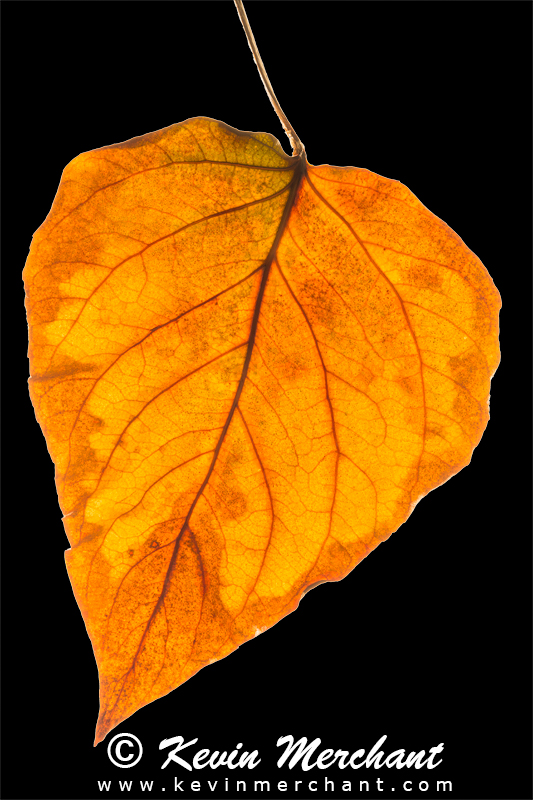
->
[23,117,500,743]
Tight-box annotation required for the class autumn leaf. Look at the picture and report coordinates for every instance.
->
[23,115,500,743]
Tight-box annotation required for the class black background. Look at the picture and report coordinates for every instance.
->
[2,1,531,799]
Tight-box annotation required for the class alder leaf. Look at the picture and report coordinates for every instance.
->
[23,117,500,742]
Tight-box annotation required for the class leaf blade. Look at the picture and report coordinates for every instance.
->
[23,118,500,743]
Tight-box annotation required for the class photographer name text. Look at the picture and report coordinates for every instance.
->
[159,734,444,772]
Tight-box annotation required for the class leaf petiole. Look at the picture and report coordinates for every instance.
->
[233,0,304,158]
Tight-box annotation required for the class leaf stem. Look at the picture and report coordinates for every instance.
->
[233,0,305,158]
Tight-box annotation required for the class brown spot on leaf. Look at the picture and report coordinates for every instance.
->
[449,350,484,393]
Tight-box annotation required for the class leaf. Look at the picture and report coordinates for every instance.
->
[23,117,500,743]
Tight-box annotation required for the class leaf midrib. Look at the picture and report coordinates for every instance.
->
[104,157,307,708]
